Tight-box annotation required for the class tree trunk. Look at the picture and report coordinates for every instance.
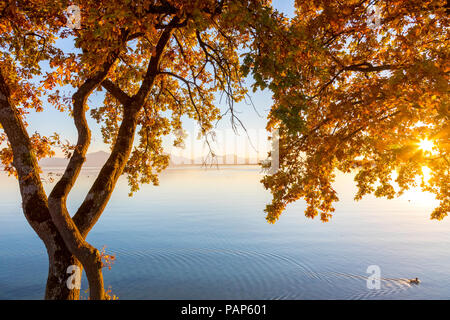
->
[0,72,83,300]
[45,241,81,300]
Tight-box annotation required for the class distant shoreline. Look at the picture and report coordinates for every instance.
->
[35,163,262,170]
[0,164,263,172]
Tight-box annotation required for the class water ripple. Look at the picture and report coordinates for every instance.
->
[103,247,415,299]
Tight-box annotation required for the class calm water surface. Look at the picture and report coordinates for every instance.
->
[1,166,449,299]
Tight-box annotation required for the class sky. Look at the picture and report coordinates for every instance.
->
[21,0,296,157]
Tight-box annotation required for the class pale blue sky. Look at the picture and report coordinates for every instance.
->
[23,0,295,156]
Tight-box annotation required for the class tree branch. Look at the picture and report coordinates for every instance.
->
[134,16,181,106]
[49,58,118,202]
[101,79,132,105]
[72,16,180,238]
[344,63,394,72]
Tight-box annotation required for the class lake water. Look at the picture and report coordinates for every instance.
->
[1,166,449,300]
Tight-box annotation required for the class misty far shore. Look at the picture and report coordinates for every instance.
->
[33,151,268,168]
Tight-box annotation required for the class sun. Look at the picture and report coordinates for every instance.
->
[418,138,435,153]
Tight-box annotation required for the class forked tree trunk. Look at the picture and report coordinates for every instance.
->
[0,16,177,300]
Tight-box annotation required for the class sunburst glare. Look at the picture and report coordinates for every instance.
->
[418,138,435,154]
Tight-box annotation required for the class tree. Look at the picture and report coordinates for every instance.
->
[0,0,282,299]
[242,0,449,223]
[3,0,447,301]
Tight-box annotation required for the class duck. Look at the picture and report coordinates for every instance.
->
[409,277,420,285]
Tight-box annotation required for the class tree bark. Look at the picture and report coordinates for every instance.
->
[45,238,81,300]
[0,71,81,299]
